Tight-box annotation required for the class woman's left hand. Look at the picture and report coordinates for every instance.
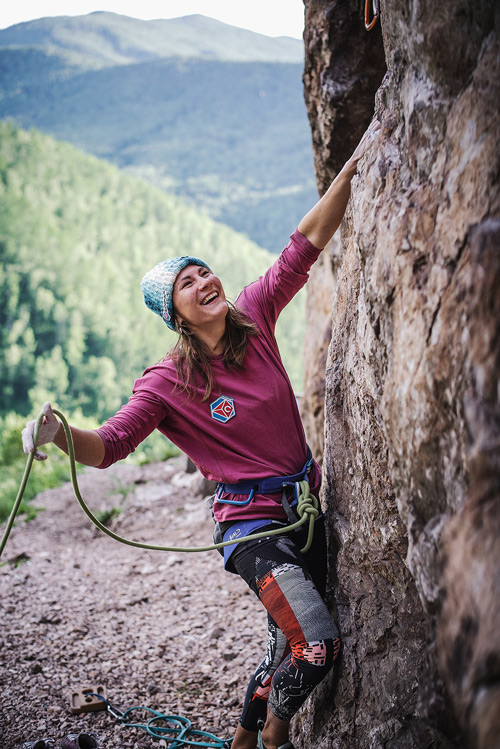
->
[345,119,381,175]
[297,118,381,248]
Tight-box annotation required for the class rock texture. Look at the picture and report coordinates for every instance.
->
[299,1,500,747]
[300,0,386,464]
[301,243,338,463]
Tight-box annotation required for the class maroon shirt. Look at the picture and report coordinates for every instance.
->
[96,229,322,523]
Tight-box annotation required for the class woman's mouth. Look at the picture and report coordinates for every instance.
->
[201,291,219,305]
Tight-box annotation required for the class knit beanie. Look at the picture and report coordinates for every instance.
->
[141,256,211,330]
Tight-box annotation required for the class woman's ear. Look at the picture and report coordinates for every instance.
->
[176,316,190,334]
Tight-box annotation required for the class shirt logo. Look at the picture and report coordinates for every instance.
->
[210,395,236,423]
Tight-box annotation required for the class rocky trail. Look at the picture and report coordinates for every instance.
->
[0,456,266,748]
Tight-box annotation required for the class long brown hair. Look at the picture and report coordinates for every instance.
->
[170,302,259,402]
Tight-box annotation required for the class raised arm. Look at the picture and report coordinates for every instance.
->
[22,402,105,467]
[298,119,380,249]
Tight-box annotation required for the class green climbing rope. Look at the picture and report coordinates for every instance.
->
[0,408,319,558]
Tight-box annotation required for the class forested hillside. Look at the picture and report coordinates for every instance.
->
[0,13,316,251]
[0,121,305,425]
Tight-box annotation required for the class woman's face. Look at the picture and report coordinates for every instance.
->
[173,264,228,331]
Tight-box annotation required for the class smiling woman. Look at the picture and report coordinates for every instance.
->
[173,263,228,341]
[23,120,380,749]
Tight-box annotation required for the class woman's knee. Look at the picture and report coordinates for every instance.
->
[291,636,341,676]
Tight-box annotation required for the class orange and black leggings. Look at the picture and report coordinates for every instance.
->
[231,518,340,730]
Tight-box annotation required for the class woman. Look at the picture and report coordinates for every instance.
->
[23,120,380,749]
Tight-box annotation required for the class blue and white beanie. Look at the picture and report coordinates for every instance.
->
[141,256,211,331]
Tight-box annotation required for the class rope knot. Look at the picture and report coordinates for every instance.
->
[296,480,320,553]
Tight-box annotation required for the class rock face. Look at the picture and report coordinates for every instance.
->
[300,0,386,463]
[299,2,500,747]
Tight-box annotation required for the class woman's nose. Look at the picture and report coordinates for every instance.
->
[198,275,212,289]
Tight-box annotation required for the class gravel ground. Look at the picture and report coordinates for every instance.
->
[0,456,267,748]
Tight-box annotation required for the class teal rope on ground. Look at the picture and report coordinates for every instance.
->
[0,408,319,558]
[89,694,232,747]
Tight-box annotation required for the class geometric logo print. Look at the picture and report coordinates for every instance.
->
[210,395,236,423]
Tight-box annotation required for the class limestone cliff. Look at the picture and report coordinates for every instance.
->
[299,2,500,747]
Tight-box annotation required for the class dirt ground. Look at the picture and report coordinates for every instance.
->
[0,456,268,748]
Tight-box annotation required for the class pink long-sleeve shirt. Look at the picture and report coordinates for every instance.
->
[96,229,322,523]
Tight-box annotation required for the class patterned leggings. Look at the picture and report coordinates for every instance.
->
[231,519,340,731]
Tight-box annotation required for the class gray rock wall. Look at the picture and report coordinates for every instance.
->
[298,2,500,747]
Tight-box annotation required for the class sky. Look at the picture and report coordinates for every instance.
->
[0,1,305,38]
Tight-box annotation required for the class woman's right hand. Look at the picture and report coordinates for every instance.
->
[22,402,61,461]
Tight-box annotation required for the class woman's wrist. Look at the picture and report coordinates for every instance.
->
[52,420,67,451]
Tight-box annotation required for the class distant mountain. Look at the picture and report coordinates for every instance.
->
[0,12,304,68]
[0,13,316,252]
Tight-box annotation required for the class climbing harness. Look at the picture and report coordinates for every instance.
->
[0,408,320,558]
[214,454,318,570]
[365,0,380,30]
[215,449,313,506]
[87,693,232,748]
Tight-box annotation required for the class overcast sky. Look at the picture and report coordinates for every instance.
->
[0,1,305,38]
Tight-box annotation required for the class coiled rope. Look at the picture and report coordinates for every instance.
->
[0,408,320,558]
[89,694,232,748]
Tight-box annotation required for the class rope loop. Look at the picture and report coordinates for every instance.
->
[296,481,319,519]
[1,409,320,558]
[88,694,231,747]
[295,480,320,554]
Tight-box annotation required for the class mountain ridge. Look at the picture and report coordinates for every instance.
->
[0,12,304,68]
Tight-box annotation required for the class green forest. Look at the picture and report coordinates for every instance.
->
[0,121,307,518]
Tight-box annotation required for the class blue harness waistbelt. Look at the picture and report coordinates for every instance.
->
[215,447,313,506]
